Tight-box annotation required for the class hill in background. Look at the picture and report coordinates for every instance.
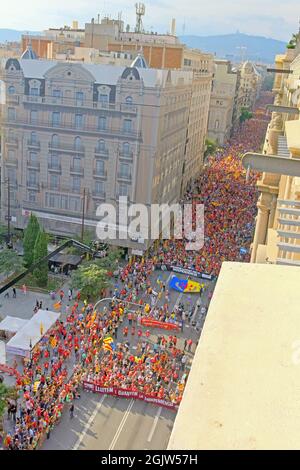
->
[0,29,286,64]
[180,32,287,64]
[0,29,40,42]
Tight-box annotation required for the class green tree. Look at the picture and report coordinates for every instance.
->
[0,249,24,277]
[71,262,112,300]
[0,380,16,420]
[240,108,253,123]
[95,247,123,272]
[23,214,40,268]
[32,230,48,287]
[204,138,217,158]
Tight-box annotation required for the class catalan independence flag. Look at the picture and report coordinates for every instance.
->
[102,343,113,352]
[102,336,116,351]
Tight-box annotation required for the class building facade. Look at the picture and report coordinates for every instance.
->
[238,61,262,110]
[250,38,300,266]
[207,60,238,145]
[0,56,197,252]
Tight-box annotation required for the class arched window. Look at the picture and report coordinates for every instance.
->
[51,134,59,147]
[122,142,130,155]
[125,96,133,104]
[8,86,16,95]
[74,136,82,150]
[215,119,219,130]
[98,139,105,151]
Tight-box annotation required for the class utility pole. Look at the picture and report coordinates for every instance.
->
[7,177,11,248]
[81,187,86,242]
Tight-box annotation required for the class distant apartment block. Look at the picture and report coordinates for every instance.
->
[207,60,238,145]
[238,61,262,110]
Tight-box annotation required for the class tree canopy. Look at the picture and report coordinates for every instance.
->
[0,249,24,277]
[23,214,40,268]
[240,108,253,123]
[95,248,123,272]
[205,138,218,158]
[0,381,16,420]
[33,230,48,287]
[71,262,112,301]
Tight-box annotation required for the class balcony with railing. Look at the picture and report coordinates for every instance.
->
[70,166,84,176]
[3,200,20,209]
[120,104,138,114]
[94,169,107,179]
[94,147,109,158]
[119,150,134,162]
[27,139,41,149]
[5,136,18,147]
[23,94,138,114]
[7,117,142,140]
[48,142,85,154]
[7,95,19,105]
[27,160,40,170]
[41,182,83,195]
[48,163,62,173]
[117,173,132,182]
[27,181,40,190]
[5,158,18,166]
[92,190,106,199]
[71,186,82,194]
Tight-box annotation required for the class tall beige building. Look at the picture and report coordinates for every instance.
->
[250,36,300,265]
[0,53,205,252]
[207,60,238,145]
[238,61,262,110]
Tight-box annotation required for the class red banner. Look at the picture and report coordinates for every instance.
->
[82,381,178,411]
[140,318,180,331]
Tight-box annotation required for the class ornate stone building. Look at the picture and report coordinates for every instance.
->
[0,52,200,252]
[250,38,300,265]
[207,60,238,145]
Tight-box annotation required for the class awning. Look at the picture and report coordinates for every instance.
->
[49,253,82,267]
[0,316,27,333]
[6,309,61,357]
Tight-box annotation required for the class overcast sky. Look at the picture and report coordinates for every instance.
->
[0,0,298,41]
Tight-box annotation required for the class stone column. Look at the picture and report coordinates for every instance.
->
[250,193,271,263]
[268,194,277,229]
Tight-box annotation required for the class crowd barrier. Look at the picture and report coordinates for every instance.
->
[83,380,179,411]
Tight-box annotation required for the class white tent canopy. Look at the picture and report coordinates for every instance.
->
[6,310,61,357]
[0,316,28,334]
[0,340,6,364]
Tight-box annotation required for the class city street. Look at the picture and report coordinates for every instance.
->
[40,270,214,450]
[43,392,175,450]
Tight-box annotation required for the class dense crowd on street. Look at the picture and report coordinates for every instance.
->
[3,93,272,450]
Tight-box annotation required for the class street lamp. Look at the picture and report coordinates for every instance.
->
[1,177,12,248]
[81,187,86,242]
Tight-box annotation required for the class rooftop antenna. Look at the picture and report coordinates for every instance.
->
[135,3,145,33]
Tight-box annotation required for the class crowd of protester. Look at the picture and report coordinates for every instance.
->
[3,93,272,450]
